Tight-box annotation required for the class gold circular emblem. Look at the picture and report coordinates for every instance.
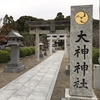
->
[75,11,88,24]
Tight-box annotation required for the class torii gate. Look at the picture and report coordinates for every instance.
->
[27,20,70,61]
[47,32,68,54]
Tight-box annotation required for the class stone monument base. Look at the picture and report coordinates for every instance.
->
[66,65,70,75]
[4,62,25,73]
[61,88,98,100]
[40,51,44,58]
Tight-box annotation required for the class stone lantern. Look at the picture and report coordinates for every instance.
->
[39,42,44,58]
[4,30,25,73]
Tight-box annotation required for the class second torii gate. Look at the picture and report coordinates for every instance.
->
[27,20,70,61]
[47,32,68,55]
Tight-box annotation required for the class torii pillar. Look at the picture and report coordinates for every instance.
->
[49,34,53,55]
[64,34,67,54]
[35,28,40,61]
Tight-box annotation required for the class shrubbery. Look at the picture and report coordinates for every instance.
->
[20,47,28,57]
[29,46,35,54]
[25,47,33,56]
[0,46,99,64]
[92,47,99,64]
[20,46,35,57]
[4,47,11,52]
[0,46,35,63]
[0,50,10,63]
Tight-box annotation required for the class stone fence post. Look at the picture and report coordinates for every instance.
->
[93,64,100,89]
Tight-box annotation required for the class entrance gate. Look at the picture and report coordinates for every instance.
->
[27,20,70,61]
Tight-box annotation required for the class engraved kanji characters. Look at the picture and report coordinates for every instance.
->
[75,30,89,42]
[74,62,88,76]
[74,45,89,59]
[73,30,89,89]
[74,78,88,89]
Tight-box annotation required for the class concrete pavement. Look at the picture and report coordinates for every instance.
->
[0,51,64,100]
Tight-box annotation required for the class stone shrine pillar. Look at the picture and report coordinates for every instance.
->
[4,30,25,73]
[70,5,93,97]
[66,33,70,75]
[94,64,100,90]
[49,34,52,55]
[35,28,40,61]
[64,34,67,54]
[67,33,70,67]
[56,40,59,48]
[62,5,97,100]
[39,42,44,58]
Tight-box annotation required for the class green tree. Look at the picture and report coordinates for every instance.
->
[1,14,17,34]
[55,12,64,21]
[40,34,47,43]
[3,14,14,24]
[65,16,70,20]
[20,31,35,46]
[3,14,8,24]
[16,16,39,32]
[40,34,48,49]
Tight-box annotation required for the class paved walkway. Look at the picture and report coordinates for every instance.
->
[0,51,64,100]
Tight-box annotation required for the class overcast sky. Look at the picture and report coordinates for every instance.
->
[0,0,99,21]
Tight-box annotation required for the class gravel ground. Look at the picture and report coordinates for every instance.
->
[51,54,69,100]
[0,53,100,100]
[0,55,48,88]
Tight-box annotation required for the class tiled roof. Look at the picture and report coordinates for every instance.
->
[6,30,23,38]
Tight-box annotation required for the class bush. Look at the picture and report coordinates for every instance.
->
[0,50,10,63]
[20,46,35,57]
[20,47,28,57]
[4,47,11,52]
[0,46,35,63]
[92,47,99,64]
[25,47,32,56]
[29,46,35,54]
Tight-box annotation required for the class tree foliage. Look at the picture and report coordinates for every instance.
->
[3,14,14,24]
[20,31,35,46]
[1,14,17,34]
[16,16,44,32]
[16,16,37,32]
[93,19,99,48]
[55,12,65,21]
[0,15,43,45]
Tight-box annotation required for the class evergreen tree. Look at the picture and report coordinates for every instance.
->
[55,12,64,21]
